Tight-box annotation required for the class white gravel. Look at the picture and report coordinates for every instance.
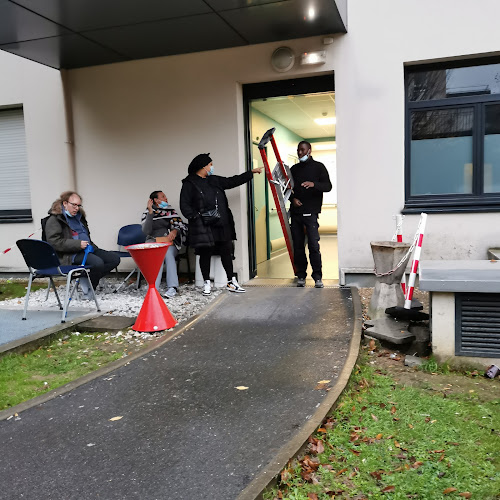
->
[0,277,223,326]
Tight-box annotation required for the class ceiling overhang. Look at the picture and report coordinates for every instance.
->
[0,0,347,70]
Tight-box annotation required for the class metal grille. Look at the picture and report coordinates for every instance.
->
[456,293,500,357]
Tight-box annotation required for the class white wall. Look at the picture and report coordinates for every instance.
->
[335,0,500,272]
[0,51,71,272]
[68,36,339,281]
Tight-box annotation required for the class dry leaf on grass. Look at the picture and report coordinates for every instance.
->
[109,416,123,421]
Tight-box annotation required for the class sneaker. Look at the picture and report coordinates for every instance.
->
[164,287,177,299]
[203,280,211,296]
[227,276,246,293]
[315,279,324,288]
[297,278,306,287]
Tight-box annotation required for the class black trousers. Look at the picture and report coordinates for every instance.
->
[290,213,322,281]
[197,241,233,282]
[74,248,121,289]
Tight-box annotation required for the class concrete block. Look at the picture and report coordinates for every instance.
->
[364,317,415,344]
[404,355,423,367]
[75,316,135,333]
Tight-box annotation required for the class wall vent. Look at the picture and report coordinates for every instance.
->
[456,293,500,357]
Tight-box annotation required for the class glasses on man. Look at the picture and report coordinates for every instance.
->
[67,201,83,208]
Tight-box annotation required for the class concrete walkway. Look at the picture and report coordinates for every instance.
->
[0,286,361,500]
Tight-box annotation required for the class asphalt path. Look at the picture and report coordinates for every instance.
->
[0,286,355,500]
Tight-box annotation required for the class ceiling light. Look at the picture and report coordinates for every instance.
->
[308,7,316,20]
[314,117,336,125]
[313,143,336,151]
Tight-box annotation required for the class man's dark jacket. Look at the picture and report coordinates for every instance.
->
[289,156,332,214]
[44,201,96,265]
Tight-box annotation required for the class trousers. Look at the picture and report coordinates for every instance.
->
[155,245,179,289]
[197,241,233,282]
[74,247,121,289]
[290,213,322,281]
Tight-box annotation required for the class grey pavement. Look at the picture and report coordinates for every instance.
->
[0,308,99,352]
[0,286,360,500]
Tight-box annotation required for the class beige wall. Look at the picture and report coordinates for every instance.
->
[335,0,500,273]
[0,51,71,272]
[68,36,338,281]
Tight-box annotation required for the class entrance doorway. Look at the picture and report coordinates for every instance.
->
[243,76,338,281]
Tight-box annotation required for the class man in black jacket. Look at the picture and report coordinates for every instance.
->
[289,141,332,288]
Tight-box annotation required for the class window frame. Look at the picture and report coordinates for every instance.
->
[0,106,32,223]
[404,60,500,214]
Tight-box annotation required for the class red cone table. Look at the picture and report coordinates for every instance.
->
[125,242,177,332]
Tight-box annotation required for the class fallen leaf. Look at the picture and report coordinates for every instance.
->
[308,494,319,500]
[109,416,123,421]
[458,493,472,498]
[443,487,457,495]
[350,449,360,456]
[376,433,383,440]
[412,461,424,469]
[381,486,395,493]
[391,406,397,414]
[336,468,348,476]
[317,379,331,384]
[235,386,249,390]
[371,414,379,421]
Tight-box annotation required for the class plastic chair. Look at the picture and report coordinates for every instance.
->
[113,224,146,292]
[16,239,100,323]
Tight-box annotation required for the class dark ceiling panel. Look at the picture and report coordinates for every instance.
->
[219,0,346,44]
[0,34,128,69]
[1,0,347,69]
[204,0,285,10]
[84,13,247,60]
[0,0,69,44]
[10,0,212,31]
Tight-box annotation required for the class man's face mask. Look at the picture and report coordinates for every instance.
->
[158,201,169,209]
[299,154,309,163]
[205,165,214,176]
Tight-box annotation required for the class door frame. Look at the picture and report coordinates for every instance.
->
[243,74,335,278]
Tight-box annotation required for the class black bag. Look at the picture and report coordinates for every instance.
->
[200,199,221,226]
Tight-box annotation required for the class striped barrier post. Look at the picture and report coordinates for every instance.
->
[404,213,427,310]
[392,215,407,294]
[1,229,40,256]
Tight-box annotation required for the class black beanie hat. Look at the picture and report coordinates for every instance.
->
[188,153,212,175]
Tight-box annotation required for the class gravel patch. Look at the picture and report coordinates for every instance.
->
[0,277,223,326]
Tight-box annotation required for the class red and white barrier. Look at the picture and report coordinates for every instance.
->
[404,213,427,309]
[392,214,407,294]
[1,229,40,256]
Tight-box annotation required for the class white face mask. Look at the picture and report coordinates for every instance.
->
[299,154,309,163]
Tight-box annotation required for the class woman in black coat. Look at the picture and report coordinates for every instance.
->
[179,153,263,295]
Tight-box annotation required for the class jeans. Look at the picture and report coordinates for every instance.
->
[290,213,322,281]
[74,248,120,289]
[155,245,179,289]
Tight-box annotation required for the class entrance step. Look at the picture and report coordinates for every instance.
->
[75,315,135,333]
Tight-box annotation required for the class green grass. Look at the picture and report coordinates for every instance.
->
[0,331,126,410]
[264,355,500,500]
[0,280,46,301]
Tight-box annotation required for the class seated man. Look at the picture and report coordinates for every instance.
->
[45,191,120,294]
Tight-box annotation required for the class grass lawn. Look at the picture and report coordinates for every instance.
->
[0,280,46,301]
[0,331,132,410]
[264,345,500,500]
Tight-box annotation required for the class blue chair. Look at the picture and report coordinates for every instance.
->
[16,239,100,323]
[113,224,146,292]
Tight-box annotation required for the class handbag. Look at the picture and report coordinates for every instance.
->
[200,198,221,226]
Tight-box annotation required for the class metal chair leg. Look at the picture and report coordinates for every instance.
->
[22,272,34,320]
[49,277,63,309]
[114,267,138,293]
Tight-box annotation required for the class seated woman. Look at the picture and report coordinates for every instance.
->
[45,191,120,296]
[141,190,188,298]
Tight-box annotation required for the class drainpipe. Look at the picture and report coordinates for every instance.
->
[60,69,77,191]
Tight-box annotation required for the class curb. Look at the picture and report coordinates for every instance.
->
[0,294,226,421]
[236,287,363,500]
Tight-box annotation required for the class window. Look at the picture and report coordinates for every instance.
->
[0,107,32,222]
[404,59,500,213]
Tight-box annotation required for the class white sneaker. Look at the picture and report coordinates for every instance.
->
[203,280,211,295]
[164,287,177,299]
[227,276,246,293]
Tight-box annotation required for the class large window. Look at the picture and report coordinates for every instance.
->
[0,107,31,222]
[405,59,500,213]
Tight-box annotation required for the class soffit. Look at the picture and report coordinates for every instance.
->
[0,0,347,70]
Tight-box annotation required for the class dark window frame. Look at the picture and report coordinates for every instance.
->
[404,59,500,214]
